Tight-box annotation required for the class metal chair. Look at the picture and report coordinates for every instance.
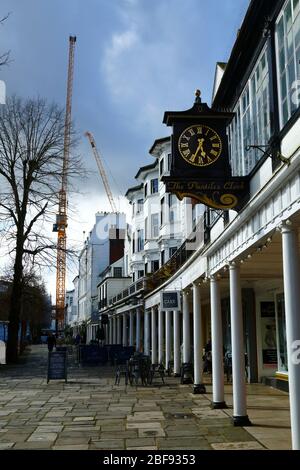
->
[180,362,194,384]
[115,360,130,386]
[148,363,165,385]
[167,360,174,377]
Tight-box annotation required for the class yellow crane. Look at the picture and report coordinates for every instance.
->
[85,131,118,213]
[53,36,76,333]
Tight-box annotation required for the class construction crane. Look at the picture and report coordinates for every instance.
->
[53,36,76,333]
[85,131,118,213]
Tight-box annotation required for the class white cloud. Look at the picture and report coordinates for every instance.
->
[108,29,138,60]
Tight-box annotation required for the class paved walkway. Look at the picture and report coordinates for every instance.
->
[0,345,291,450]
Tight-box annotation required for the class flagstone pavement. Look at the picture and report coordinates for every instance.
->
[0,345,291,450]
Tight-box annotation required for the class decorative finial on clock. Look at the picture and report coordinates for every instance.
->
[195,89,201,103]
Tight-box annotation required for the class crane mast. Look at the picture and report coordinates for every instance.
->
[54,36,76,333]
[85,131,118,213]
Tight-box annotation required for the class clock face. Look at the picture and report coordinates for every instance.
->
[178,124,222,167]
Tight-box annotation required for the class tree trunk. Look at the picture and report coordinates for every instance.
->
[20,319,27,354]
[6,236,24,363]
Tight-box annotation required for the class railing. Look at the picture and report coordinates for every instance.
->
[145,214,208,292]
[108,277,148,306]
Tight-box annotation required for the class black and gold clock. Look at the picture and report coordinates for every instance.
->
[178,124,222,167]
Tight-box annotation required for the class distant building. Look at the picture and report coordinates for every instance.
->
[75,212,126,327]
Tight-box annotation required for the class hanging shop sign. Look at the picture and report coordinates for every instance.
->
[162,91,249,211]
[160,291,181,311]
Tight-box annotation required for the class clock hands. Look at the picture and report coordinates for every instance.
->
[190,138,206,163]
[179,125,221,166]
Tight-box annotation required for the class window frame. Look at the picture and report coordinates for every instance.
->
[228,44,271,176]
[151,178,158,194]
[275,0,300,128]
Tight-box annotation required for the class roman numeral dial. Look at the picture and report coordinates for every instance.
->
[178,124,222,167]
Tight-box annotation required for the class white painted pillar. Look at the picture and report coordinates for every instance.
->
[193,283,205,394]
[129,311,134,347]
[151,307,157,365]
[122,313,127,346]
[113,316,117,344]
[210,276,226,408]
[109,318,113,345]
[158,309,164,364]
[173,310,181,376]
[144,310,150,355]
[165,310,171,371]
[117,316,122,344]
[229,263,250,426]
[182,291,191,363]
[281,222,300,449]
[136,308,141,352]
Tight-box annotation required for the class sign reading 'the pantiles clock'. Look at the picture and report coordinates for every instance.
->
[162,91,249,211]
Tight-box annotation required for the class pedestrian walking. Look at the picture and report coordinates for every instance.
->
[47,333,56,352]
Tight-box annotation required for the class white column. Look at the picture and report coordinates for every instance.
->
[158,309,164,364]
[182,291,191,363]
[113,316,117,344]
[144,310,150,355]
[281,223,300,449]
[109,318,113,345]
[229,263,250,426]
[129,311,134,347]
[165,310,171,371]
[117,316,121,344]
[151,307,157,365]
[193,283,205,394]
[210,276,226,408]
[122,313,127,346]
[136,308,141,352]
[173,310,181,376]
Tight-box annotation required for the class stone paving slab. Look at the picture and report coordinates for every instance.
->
[211,441,265,450]
[0,345,293,450]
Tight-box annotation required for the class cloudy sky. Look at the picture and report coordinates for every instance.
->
[0,0,249,296]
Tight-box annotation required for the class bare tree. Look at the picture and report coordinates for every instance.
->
[0,95,83,363]
[0,13,11,68]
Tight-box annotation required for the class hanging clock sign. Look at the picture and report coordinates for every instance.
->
[162,91,249,211]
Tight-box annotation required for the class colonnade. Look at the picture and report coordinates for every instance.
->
[103,222,300,447]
